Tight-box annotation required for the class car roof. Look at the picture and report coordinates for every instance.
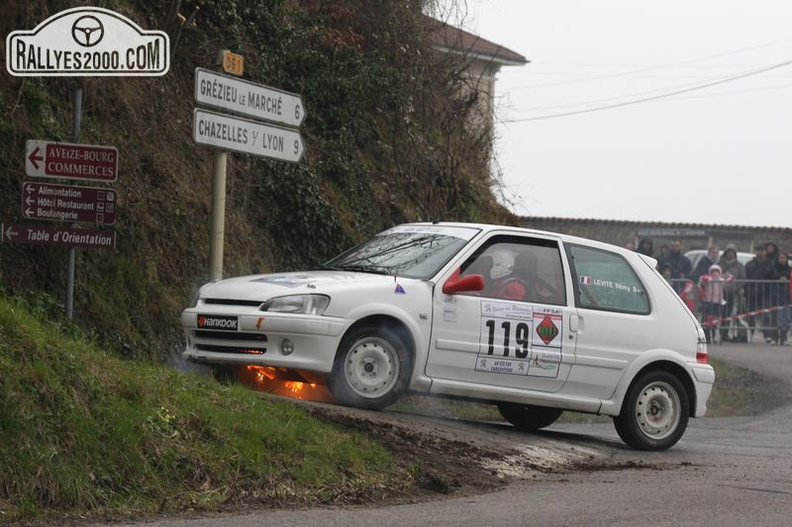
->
[406,221,639,255]
[405,221,662,263]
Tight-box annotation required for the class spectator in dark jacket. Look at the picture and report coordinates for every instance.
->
[745,243,775,343]
[635,237,654,257]
[769,251,791,346]
[691,246,719,284]
[765,242,780,266]
[658,240,692,293]
[718,244,747,342]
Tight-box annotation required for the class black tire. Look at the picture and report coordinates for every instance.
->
[327,323,412,410]
[613,370,690,451]
[497,402,563,430]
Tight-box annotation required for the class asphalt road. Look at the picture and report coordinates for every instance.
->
[109,341,792,527]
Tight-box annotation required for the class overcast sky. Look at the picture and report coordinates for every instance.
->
[462,1,791,228]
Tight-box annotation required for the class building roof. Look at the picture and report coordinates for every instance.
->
[426,18,528,67]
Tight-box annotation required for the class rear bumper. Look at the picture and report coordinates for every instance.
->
[691,363,716,417]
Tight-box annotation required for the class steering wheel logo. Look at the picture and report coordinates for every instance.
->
[71,15,104,47]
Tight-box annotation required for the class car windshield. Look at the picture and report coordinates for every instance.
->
[324,225,480,279]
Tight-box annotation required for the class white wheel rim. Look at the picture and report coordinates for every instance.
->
[635,381,680,440]
[344,337,399,398]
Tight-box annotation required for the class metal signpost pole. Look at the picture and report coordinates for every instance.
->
[209,149,227,281]
[66,86,82,319]
[193,56,306,281]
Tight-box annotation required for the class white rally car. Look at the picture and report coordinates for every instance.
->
[182,222,715,451]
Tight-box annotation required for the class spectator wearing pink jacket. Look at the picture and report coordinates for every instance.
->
[698,264,734,344]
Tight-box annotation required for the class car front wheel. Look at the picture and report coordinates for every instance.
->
[497,402,563,430]
[613,370,690,451]
[327,323,412,410]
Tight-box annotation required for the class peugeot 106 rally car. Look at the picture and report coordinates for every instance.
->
[182,222,715,451]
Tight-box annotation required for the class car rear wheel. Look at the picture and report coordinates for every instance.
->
[497,402,564,430]
[613,370,690,451]
[328,323,412,410]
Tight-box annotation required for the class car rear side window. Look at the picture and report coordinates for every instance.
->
[568,245,650,314]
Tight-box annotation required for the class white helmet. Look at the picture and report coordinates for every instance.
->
[488,248,515,280]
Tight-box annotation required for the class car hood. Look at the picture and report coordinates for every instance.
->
[198,271,424,302]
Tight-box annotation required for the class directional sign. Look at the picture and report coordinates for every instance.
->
[22,182,117,225]
[1,223,116,248]
[194,68,306,128]
[193,108,305,163]
[25,140,119,182]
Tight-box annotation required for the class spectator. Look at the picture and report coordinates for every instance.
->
[769,251,791,346]
[658,240,692,292]
[718,244,747,342]
[635,237,653,257]
[698,264,734,344]
[745,243,774,343]
[659,263,672,282]
[765,242,780,265]
[691,246,719,284]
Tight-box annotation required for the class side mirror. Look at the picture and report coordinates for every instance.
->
[443,273,485,294]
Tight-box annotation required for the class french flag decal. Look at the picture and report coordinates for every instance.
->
[579,276,592,285]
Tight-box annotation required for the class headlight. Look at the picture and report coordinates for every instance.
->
[262,294,330,315]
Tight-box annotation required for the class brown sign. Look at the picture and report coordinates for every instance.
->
[1,223,116,248]
[25,140,119,182]
[22,182,117,225]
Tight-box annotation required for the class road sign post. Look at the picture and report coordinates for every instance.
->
[194,65,306,281]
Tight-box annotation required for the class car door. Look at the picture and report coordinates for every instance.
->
[562,243,654,400]
[426,233,577,393]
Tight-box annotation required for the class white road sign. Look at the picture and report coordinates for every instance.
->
[193,108,305,163]
[194,68,306,128]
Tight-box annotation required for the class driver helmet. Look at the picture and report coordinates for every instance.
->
[488,248,515,280]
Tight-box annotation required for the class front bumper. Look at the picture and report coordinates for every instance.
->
[181,308,351,373]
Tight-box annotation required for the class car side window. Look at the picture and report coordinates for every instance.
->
[568,245,650,314]
[459,236,566,305]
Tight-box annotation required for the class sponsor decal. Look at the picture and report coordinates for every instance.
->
[197,314,238,331]
[475,300,563,378]
[536,316,559,345]
[394,283,406,294]
[6,7,169,76]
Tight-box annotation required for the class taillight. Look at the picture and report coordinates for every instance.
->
[696,341,709,364]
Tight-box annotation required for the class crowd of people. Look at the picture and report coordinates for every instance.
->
[631,237,791,346]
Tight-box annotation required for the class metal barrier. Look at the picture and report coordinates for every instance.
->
[669,278,791,345]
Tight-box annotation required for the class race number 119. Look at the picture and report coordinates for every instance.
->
[483,319,530,358]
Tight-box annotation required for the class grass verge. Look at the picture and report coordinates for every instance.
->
[0,293,405,524]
